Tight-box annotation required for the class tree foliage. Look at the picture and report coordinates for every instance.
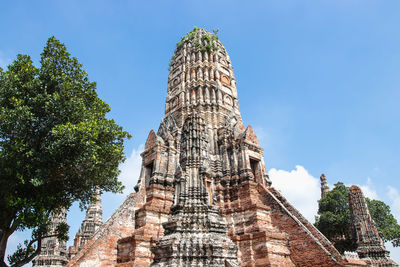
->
[314,182,355,253]
[366,198,400,247]
[0,37,130,267]
[315,182,400,253]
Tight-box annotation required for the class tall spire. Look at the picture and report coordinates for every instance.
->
[349,185,397,266]
[32,210,69,267]
[148,28,243,266]
[68,189,102,259]
[320,173,330,198]
[166,27,242,129]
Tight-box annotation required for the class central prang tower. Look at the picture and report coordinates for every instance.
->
[148,28,270,266]
[68,28,389,267]
[118,27,279,266]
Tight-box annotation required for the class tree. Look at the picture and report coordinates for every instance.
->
[0,37,130,267]
[315,182,400,253]
[366,198,400,247]
[314,182,355,253]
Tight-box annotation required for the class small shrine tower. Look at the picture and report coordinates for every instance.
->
[32,210,69,267]
[68,190,103,259]
[349,185,397,266]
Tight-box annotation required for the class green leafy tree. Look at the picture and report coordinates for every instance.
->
[366,198,400,247]
[0,37,130,267]
[315,182,400,253]
[315,182,355,253]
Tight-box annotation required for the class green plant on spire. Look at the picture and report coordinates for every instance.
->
[170,27,220,69]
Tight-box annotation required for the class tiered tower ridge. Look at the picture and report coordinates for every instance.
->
[68,189,102,259]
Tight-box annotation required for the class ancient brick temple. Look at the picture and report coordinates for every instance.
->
[65,28,398,267]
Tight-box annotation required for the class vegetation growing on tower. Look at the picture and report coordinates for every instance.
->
[176,27,219,52]
[169,27,219,68]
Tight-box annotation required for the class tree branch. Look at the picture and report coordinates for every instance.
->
[9,232,59,267]
[10,238,41,267]
[9,230,62,267]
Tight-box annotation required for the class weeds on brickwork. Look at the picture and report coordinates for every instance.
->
[169,27,219,69]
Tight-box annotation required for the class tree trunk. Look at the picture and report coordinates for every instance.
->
[0,229,10,267]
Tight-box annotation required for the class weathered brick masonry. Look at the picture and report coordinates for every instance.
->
[66,28,398,267]
[67,192,142,266]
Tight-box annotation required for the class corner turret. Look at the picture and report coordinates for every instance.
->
[320,173,330,198]
[349,185,398,266]
[68,189,103,259]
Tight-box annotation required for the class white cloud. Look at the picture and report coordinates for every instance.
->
[359,177,379,200]
[269,165,320,223]
[118,145,144,195]
[387,186,400,222]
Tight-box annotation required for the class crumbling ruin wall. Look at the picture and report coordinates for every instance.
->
[67,192,144,267]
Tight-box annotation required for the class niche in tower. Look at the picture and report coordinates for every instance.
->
[145,161,154,187]
[250,157,261,182]
[203,176,213,204]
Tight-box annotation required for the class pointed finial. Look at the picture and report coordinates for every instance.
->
[320,173,330,198]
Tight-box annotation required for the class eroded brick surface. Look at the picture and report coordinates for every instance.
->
[349,185,397,266]
[66,28,397,267]
[67,192,144,267]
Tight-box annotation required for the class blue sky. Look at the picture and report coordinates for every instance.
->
[2,0,400,264]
